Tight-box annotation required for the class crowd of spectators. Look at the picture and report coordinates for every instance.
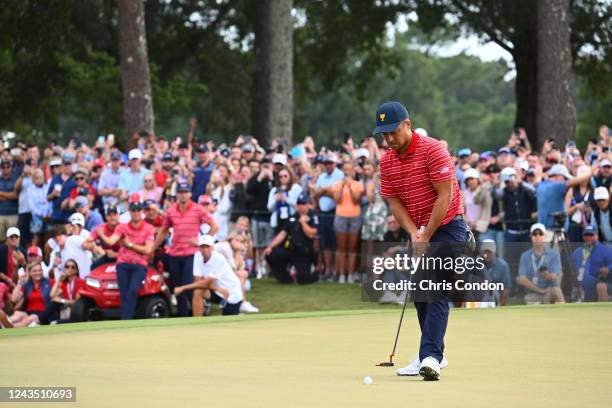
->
[1,120,611,327]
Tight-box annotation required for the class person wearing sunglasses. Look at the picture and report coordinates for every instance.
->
[266,166,302,234]
[97,196,155,319]
[517,223,565,304]
[61,167,96,211]
[50,259,84,321]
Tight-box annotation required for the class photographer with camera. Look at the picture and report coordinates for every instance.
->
[517,223,565,304]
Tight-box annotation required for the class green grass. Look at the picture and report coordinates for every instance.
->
[246,277,400,314]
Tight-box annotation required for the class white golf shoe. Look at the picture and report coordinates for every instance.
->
[240,301,260,313]
[397,355,448,376]
[419,356,441,381]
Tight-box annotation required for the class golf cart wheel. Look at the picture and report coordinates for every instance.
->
[70,298,93,322]
[136,296,170,319]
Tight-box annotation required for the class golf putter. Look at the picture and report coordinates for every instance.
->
[376,287,409,367]
[377,226,424,367]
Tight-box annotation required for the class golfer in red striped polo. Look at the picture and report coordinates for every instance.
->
[375,101,467,381]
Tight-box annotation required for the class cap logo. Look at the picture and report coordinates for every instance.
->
[379,113,385,122]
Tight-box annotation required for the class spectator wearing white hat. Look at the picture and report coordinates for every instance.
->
[462,168,491,241]
[118,149,150,202]
[312,153,344,280]
[0,227,26,292]
[48,218,95,279]
[536,163,596,229]
[176,235,243,316]
[517,223,565,304]
[591,186,612,243]
[479,240,512,306]
[74,196,103,232]
[593,159,611,190]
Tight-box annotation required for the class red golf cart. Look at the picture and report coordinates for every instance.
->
[70,263,175,322]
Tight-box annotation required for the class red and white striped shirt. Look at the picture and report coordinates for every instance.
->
[163,202,213,257]
[380,131,463,228]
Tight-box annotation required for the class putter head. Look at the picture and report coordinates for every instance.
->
[376,362,394,367]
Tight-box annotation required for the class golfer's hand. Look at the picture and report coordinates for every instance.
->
[413,236,429,258]
[263,246,272,257]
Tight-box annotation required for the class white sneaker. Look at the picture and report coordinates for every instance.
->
[397,355,448,376]
[419,356,441,381]
[379,291,398,304]
[338,274,346,284]
[347,273,355,284]
[240,301,260,313]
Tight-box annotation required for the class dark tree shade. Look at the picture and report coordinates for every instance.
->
[117,0,154,148]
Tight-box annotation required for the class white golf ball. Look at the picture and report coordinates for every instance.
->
[363,376,373,385]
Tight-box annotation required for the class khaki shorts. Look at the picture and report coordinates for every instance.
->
[0,214,19,241]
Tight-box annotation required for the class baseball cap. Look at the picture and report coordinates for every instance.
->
[355,148,370,159]
[74,196,89,209]
[143,199,157,208]
[177,182,191,193]
[530,223,547,234]
[27,246,42,257]
[242,144,255,153]
[110,151,122,161]
[128,149,142,161]
[323,153,336,164]
[372,101,410,135]
[272,154,287,166]
[548,164,571,180]
[599,159,611,167]
[484,164,500,174]
[128,193,143,210]
[162,152,174,161]
[49,157,62,167]
[74,167,89,176]
[500,166,518,183]
[105,205,119,215]
[6,227,20,238]
[457,148,472,158]
[498,147,512,155]
[198,194,212,205]
[0,159,12,167]
[297,193,311,205]
[583,224,598,235]
[198,234,216,247]
[463,168,480,180]
[62,153,75,163]
[480,239,496,253]
[196,145,209,154]
[594,186,610,201]
[69,212,85,226]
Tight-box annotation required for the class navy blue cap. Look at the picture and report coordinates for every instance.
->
[162,152,174,161]
[176,182,191,192]
[105,205,119,215]
[583,225,598,235]
[372,101,410,135]
[143,199,157,208]
[297,193,311,204]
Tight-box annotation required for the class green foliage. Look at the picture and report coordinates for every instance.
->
[295,37,516,151]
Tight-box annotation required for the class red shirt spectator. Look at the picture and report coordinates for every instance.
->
[163,201,214,257]
[114,221,156,266]
[60,277,85,301]
[91,223,121,253]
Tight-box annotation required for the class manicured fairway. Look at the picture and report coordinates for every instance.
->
[1,303,611,408]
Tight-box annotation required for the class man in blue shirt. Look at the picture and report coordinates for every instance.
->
[47,157,77,224]
[517,223,565,304]
[536,164,593,229]
[118,149,150,201]
[192,147,214,203]
[572,225,612,301]
[97,151,123,210]
[313,154,344,280]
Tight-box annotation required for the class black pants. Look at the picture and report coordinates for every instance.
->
[18,213,32,245]
[167,255,194,316]
[266,246,317,284]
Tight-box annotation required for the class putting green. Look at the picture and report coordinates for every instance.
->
[2,304,612,408]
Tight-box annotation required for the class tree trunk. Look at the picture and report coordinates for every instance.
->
[251,0,293,147]
[117,0,154,149]
[513,35,538,149]
[536,0,576,148]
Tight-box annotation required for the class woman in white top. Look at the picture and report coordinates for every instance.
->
[267,166,302,233]
[208,163,233,240]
